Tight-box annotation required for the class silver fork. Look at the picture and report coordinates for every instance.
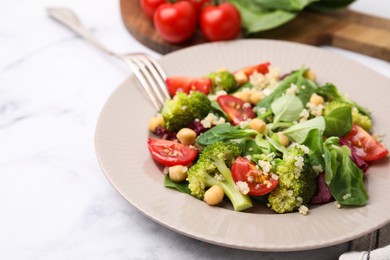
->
[47,7,170,111]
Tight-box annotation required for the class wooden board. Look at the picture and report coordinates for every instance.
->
[120,0,390,61]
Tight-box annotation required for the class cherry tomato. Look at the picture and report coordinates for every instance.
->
[166,77,212,96]
[236,62,271,77]
[147,138,198,167]
[200,3,241,42]
[154,1,197,44]
[185,0,210,14]
[232,157,279,196]
[140,0,166,19]
[216,95,255,125]
[343,125,388,162]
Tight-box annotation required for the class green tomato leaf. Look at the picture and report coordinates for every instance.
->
[253,0,319,11]
[283,116,325,143]
[271,94,304,123]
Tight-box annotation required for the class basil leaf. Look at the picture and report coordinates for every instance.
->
[271,94,303,123]
[282,116,325,143]
[324,106,353,137]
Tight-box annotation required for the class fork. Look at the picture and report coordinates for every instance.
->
[47,7,170,111]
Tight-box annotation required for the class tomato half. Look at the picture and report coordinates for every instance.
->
[200,3,241,41]
[236,62,270,77]
[166,77,212,96]
[232,157,279,196]
[343,124,388,161]
[147,138,198,167]
[217,95,255,125]
[153,1,197,44]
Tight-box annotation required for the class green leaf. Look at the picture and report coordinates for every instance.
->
[271,94,304,123]
[327,146,368,206]
[296,78,318,105]
[229,0,297,33]
[197,123,257,146]
[324,106,353,137]
[282,116,325,143]
[253,0,319,11]
[302,128,325,169]
[308,0,355,12]
[164,175,192,195]
[318,83,371,117]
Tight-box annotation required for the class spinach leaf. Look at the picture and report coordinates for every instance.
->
[240,138,262,157]
[282,116,325,143]
[229,0,296,33]
[271,94,303,123]
[197,123,258,146]
[318,83,371,117]
[308,0,355,12]
[253,0,318,11]
[324,106,352,137]
[302,128,325,169]
[164,175,192,195]
[327,146,368,206]
[296,78,318,105]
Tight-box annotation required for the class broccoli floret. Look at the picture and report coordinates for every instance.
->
[187,141,253,211]
[208,71,238,94]
[323,101,372,131]
[268,144,317,213]
[161,91,211,132]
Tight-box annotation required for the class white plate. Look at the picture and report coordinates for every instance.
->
[95,39,390,251]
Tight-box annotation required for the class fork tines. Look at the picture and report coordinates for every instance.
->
[127,54,170,111]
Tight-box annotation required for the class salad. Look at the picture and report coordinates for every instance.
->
[146,62,388,215]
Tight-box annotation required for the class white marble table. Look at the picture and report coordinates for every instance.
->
[1,1,389,259]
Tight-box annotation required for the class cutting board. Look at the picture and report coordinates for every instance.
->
[120,0,390,61]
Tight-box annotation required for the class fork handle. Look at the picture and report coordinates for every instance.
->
[47,7,119,58]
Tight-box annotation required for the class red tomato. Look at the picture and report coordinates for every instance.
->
[200,3,241,42]
[153,1,197,44]
[147,138,198,167]
[236,62,270,77]
[343,125,388,162]
[232,157,279,196]
[140,0,166,19]
[166,77,211,96]
[184,0,210,14]
[217,95,255,125]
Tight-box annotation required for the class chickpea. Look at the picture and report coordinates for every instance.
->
[168,165,188,182]
[277,132,290,147]
[234,70,248,85]
[304,69,316,81]
[249,118,266,134]
[176,128,197,145]
[249,90,265,104]
[204,185,224,206]
[310,93,324,105]
[148,115,164,132]
[233,91,251,102]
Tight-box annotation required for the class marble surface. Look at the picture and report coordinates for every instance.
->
[0,1,389,259]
